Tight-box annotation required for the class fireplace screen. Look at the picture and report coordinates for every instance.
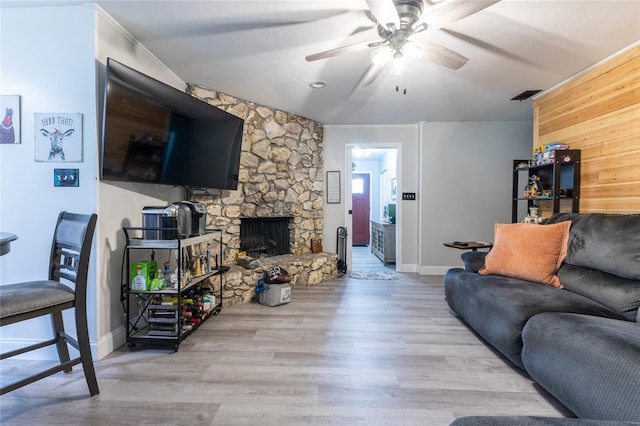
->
[240,217,291,257]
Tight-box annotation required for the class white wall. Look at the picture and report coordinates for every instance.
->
[0,4,99,353]
[380,150,397,220]
[0,4,189,360]
[418,121,533,274]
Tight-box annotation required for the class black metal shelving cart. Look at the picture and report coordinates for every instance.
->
[122,227,224,351]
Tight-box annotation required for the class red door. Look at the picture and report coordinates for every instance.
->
[352,173,370,246]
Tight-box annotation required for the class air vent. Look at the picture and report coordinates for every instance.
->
[511,90,542,101]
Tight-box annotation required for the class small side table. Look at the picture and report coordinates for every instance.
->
[443,241,493,252]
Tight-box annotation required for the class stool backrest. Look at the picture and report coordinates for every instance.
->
[49,212,97,302]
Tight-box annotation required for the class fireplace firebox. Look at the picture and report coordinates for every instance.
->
[240,217,292,257]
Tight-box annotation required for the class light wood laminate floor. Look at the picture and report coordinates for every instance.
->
[1,251,572,425]
[351,245,396,273]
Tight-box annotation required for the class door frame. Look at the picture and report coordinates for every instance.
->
[344,143,402,272]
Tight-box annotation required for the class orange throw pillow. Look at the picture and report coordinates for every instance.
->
[479,221,571,288]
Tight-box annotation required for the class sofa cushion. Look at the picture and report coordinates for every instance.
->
[444,268,625,369]
[558,264,640,321]
[522,313,640,421]
[546,213,640,281]
[461,251,487,273]
[479,221,570,288]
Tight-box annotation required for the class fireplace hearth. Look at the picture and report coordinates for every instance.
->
[240,217,292,258]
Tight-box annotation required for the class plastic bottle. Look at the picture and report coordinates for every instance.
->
[163,262,172,288]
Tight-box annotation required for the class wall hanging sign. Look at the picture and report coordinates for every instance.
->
[326,170,341,204]
[0,95,21,144]
[34,113,83,162]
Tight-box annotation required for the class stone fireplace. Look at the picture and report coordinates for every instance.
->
[183,86,336,307]
[185,85,325,265]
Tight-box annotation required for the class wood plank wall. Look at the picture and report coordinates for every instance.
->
[532,44,640,213]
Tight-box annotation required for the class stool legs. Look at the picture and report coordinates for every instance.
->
[75,305,99,396]
[51,311,72,374]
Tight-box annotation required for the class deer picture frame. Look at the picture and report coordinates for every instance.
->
[34,113,83,162]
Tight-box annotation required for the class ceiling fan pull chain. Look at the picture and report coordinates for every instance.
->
[395,73,407,95]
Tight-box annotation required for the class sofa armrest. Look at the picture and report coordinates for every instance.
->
[461,251,487,273]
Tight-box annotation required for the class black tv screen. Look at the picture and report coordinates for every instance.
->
[100,58,244,189]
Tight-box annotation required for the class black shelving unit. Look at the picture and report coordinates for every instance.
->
[512,149,581,223]
[122,227,224,351]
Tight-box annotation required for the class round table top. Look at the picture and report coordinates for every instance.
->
[0,232,18,243]
[0,233,18,256]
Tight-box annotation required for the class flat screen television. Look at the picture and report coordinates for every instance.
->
[100,58,244,190]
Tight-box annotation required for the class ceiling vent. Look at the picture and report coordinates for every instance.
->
[511,90,542,101]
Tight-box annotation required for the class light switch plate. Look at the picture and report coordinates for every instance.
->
[402,192,416,200]
[54,168,79,187]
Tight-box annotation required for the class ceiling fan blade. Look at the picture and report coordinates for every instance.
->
[305,40,378,62]
[415,39,469,70]
[420,0,500,31]
[366,0,400,30]
[360,62,387,86]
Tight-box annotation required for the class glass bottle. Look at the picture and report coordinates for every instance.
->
[132,265,147,291]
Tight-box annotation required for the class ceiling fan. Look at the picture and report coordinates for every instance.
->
[305,0,501,87]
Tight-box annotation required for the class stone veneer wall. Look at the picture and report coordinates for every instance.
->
[186,85,325,265]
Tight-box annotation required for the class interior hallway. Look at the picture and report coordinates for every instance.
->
[350,245,396,273]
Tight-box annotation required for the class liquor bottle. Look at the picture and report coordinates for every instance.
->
[131,265,147,291]
[149,267,164,291]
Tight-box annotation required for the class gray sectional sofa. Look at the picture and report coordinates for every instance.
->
[443,213,640,423]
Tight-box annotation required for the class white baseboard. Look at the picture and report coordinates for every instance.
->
[96,325,126,360]
[1,325,126,361]
[418,266,459,276]
[398,263,418,273]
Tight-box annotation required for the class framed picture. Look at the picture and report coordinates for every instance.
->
[34,113,83,162]
[0,95,21,144]
[326,171,341,204]
[391,177,397,200]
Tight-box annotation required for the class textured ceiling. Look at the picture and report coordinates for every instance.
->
[7,1,640,125]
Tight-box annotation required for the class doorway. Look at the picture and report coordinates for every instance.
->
[348,147,399,272]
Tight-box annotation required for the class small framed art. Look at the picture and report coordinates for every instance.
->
[326,171,341,204]
[34,113,83,162]
[0,95,21,144]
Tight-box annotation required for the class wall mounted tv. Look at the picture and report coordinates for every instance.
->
[100,58,244,190]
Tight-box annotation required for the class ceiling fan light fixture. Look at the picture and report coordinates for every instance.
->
[391,56,409,74]
[371,46,393,66]
[403,41,423,61]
